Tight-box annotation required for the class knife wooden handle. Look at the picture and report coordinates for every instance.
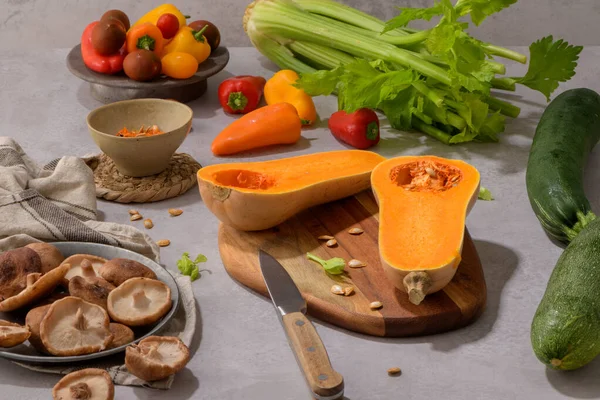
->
[282,312,344,400]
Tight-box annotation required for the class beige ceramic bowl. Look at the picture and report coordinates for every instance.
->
[87,99,193,177]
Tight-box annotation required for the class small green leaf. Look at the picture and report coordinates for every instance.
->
[478,187,494,201]
[512,36,583,101]
[177,252,207,281]
[382,3,444,32]
[306,252,346,275]
[456,0,518,26]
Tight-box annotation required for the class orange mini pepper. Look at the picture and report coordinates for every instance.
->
[211,103,302,156]
[264,70,317,126]
[126,22,165,56]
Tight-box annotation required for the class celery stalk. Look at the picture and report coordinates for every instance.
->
[248,31,317,74]
[491,77,516,91]
[485,96,521,118]
[413,118,452,144]
[294,0,404,34]
[483,44,527,64]
[288,41,355,69]
[245,0,453,86]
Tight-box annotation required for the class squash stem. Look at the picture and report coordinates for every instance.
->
[565,211,597,242]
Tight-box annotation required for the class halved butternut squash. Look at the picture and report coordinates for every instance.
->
[198,150,386,231]
[371,155,480,305]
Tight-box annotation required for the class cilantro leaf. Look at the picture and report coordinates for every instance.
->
[176,251,207,281]
[306,252,346,275]
[478,187,494,201]
[456,0,518,26]
[512,36,583,101]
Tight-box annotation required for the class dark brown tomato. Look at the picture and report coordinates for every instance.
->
[101,9,131,31]
[91,19,126,55]
[188,20,220,52]
[123,50,162,82]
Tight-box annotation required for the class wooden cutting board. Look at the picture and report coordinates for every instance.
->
[218,190,487,337]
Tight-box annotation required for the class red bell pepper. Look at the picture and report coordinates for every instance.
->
[328,108,381,149]
[80,21,126,75]
[218,75,267,114]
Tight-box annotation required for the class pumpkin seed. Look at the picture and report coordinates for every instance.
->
[130,214,143,221]
[128,209,139,215]
[330,285,344,295]
[343,286,354,296]
[387,367,402,376]
[144,219,154,229]
[425,167,436,178]
[347,259,366,268]
[156,239,170,247]
[370,301,383,310]
[326,239,337,247]
[348,227,364,235]
[169,208,183,216]
[318,235,334,240]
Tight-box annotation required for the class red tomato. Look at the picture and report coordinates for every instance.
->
[156,13,179,39]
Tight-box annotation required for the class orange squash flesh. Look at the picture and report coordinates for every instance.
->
[198,150,386,231]
[371,155,480,305]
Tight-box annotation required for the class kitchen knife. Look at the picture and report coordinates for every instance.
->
[258,249,345,400]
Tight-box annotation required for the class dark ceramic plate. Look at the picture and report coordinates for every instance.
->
[66,44,230,103]
[0,242,179,364]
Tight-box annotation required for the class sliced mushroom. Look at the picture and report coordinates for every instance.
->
[0,247,42,300]
[99,258,157,287]
[125,336,190,382]
[107,277,171,327]
[62,254,107,281]
[25,243,65,274]
[40,296,113,356]
[0,263,70,312]
[0,320,31,347]
[25,304,51,353]
[68,276,115,311]
[52,368,114,400]
[107,323,135,349]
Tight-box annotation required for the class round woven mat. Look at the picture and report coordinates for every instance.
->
[85,153,202,203]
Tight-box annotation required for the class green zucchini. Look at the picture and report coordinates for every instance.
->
[531,218,600,370]
[526,88,600,244]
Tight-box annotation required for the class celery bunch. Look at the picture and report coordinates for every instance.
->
[244,0,583,144]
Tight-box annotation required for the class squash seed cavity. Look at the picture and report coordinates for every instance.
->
[390,161,462,192]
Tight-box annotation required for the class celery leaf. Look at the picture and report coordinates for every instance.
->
[383,4,444,32]
[512,36,583,101]
[296,68,342,96]
[456,0,518,26]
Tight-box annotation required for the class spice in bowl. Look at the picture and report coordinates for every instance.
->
[117,125,165,138]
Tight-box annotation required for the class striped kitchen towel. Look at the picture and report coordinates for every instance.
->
[0,137,196,390]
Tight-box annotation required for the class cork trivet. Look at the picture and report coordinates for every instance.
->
[85,153,202,203]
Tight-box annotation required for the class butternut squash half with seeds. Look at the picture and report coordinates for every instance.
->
[197,150,386,231]
[371,156,480,305]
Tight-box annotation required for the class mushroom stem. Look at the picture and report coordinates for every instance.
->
[74,307,87,331]
[26,273,42,287]
[132,290,150,308]
[403,271,432,305]
[69,382,91,399]
[80,260,96,279]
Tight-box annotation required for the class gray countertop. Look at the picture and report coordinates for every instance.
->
[1,46,600,400]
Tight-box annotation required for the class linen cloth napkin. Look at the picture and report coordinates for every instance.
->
[0,137,196,389]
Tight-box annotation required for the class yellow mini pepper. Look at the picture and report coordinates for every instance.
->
[163,26,211,64]
[131,3,187,30]
[264,70,317,126]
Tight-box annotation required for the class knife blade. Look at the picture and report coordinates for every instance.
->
[259,249,345,400]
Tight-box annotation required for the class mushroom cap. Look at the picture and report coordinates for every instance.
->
[68,276,115,311]
[52,368,114,400]
[107,323,135,349]
[25,304,52,353]
[99,258,157,287]
[107,278,171,327]
[40,296,113,357]
[0,263,70,312]
[125,336,190,382]
[0,320,31,348]
[25,243,65,274]
[0,247,42,300]
[62,254,107,281]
